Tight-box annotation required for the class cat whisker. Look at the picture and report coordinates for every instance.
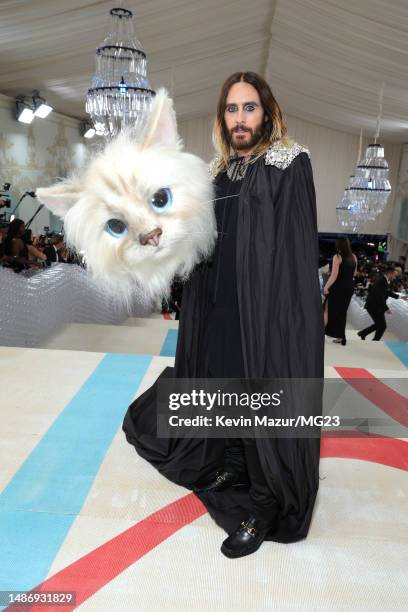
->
[165,232,222,241]
[163,233,215,243]
[201,194,240,204]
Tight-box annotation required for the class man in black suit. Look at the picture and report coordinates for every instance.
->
[358,265,408,341]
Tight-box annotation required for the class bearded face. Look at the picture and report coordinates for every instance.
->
[223,82,266,153]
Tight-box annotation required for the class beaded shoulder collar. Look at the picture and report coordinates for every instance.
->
[264,139,310,170]
[208,139,310,179]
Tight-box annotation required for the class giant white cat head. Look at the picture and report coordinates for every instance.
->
[36,89,216,304]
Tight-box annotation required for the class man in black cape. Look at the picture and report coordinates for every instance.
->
[123,72,324,558]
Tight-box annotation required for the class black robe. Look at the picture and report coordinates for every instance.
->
[123,150,325,543]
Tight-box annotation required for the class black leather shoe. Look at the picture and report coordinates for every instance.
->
[194,470,247,493]
[358,331,366,341]
[221,516,272,559]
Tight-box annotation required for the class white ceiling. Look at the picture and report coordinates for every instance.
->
[0,0,407,142]
[266,0,408,143]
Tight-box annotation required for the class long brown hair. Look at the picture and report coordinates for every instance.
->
[336,237,353,260]
[212,72,288,171]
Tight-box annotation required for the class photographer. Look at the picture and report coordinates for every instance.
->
[0,182,11,211]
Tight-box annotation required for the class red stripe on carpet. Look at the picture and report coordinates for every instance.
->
[321,433,408,472]
[5,493,207,612]
[7,437,407,612]
[6,367,408,611]
[335,366,408,428]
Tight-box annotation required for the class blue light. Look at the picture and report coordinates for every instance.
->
[119,77,127,95]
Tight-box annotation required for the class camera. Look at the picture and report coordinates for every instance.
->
[0,183,11,208]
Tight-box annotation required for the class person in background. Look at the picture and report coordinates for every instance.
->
[3,219,43,271]
[358,264,408,341]
[0,223,8,260]
[44,233,65,264]
[23,228,47,264]
[323,236,357,346]
[354,265,367,288]
[3,219,26,261]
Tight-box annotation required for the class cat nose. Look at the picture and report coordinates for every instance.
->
[139,227,162,247]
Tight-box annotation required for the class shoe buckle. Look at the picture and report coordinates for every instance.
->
[240,521,257,537]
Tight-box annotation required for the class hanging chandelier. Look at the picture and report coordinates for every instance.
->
[348,143,391,218]
[336,176,370,233]
[86,6,155,138]
[336,84,392,232]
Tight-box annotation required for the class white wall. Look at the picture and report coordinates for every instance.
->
[178,112,403,235]
[0,93,89,236]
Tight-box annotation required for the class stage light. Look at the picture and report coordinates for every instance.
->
[16,97,34,124]
[84,127,95,138]
[32,90,53,118]
[80,119,95,139]
[18,108,34,123]
[34,104,53,118]
[34,104,52,119]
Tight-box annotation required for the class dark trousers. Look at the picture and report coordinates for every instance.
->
[225,438,277,525]
[360,308,387,341]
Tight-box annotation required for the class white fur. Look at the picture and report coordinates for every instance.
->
[36,90,216,305]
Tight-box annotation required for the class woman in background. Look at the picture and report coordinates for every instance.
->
[3,219,45,270]
[323,237,357,346]
[24,228,47,263]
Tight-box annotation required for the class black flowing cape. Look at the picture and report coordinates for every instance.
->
[123,151,325,543]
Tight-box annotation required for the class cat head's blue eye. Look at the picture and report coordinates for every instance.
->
[105,218,128,238]
[151,188,173,213]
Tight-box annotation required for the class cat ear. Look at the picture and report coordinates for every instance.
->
[142,88,179,149]
[36,178,83,218]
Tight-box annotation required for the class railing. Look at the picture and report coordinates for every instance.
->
[0,264,147,347]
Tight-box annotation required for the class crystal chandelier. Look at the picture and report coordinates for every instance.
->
[86,6,155,138]
[348,143,391,217]
[336,176,370,233]
[336,84,392,232]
